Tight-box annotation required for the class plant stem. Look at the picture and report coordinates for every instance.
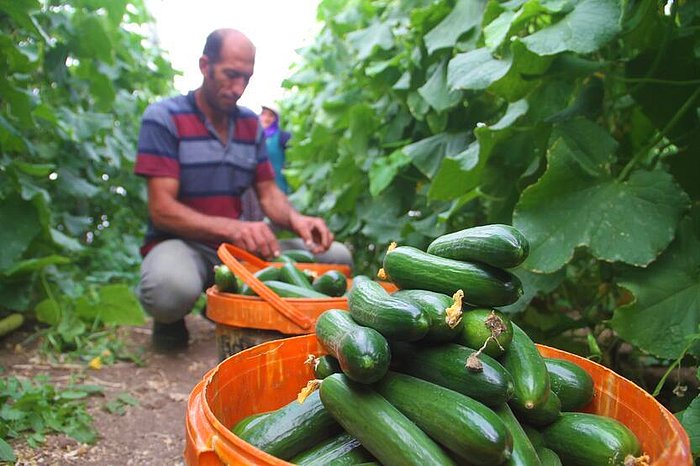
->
[617,85,700,181]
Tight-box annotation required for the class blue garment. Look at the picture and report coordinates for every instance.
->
[265,129,290,193]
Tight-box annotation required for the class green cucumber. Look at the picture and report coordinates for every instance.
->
[544,358,594,411]
[427,224,530,269]
[280,248,316,263]
[348,276,428,342]
[391,342,514,407]
[319,373,457,466]
[262,280,329,298]
[231,411,271,436]
[494,404,542,466]
[513,390,561,427]
[456,308,513,358]
[290,431,373,465]
[315,310,390,384]
[536,447,562,466]
[271,254,296,263]
[240,266,281,295]
[501,324,550,411]
[237,390,340,460]
[375,371,513,465]
[391,289,463,343]
[382,246,522,307]
[522,425,544,451]
[542,413,641,466]
[214,264,238,293]
[312,355,341,379]
[279,262,315,290]
[312,270,347,297]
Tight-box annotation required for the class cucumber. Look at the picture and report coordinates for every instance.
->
[522,425,544,451]
[536,447,562,466]
[391,289,463,343]
[231,411,271,436]
[312,355,341,379]
[513,390,561,427]
[348,276,428,342]
[391,342,514,407]
[271,254,296,263]
[456,308,513,358]
[290,431,373,465]
[501,324,550,411]
[315,310,390,384]
[541,413,641,466]
[375,371,513,465]
[383,246,522,307]
[544,358,594,411]
[237,390,340,460]
[427,224,530,269]
[240,266,281,295]
[279,262,315,290]
[280,248,316,263]
[312,270,347,297]
[494,404,542,466]
[214,264,238,293]
[319,373,457,466]
[262,280,329,298]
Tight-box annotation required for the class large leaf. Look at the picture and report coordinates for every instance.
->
[347,20,394,60]
[447,47,512,91]
[514,118,690,273]
[678,393,700,455]
[424,0,486,54]
[401,132,470,179]
[0,195,41,272]
[522,0,622,56]
[418,59,462,113]
[75,284,145,326]
[611,218,700,359]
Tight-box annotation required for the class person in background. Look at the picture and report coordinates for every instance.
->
[133,28,351,352]
[259,104,290,193]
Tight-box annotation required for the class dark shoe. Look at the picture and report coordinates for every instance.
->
[152,319,189,352]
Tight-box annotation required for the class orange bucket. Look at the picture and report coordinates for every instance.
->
[184,334,692,466]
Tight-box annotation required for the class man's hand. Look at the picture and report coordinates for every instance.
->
[289,213,334,254]
[226,220,280,259]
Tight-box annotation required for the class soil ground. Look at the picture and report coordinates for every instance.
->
[2,314,219,466]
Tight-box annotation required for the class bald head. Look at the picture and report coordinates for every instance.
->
[202,28,256,64]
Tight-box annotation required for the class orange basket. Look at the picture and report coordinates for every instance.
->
[184,334,692,466]
[226,243,352,277]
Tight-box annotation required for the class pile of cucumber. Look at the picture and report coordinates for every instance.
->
[232,225,647,466]
[214,249,348,298]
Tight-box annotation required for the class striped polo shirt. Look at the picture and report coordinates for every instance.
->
[134,91,275,254]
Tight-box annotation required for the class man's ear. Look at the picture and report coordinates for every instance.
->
[198,55,209,76]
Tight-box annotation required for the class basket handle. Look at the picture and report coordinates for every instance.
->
[217,243,313,330]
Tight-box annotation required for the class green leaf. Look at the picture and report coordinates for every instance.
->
[347,20,394,60]
[3,255,71,276]
[75,284,145,326]
[418,59,462,113]
[12,161,55,177]
[521,0,622,56]
[447,47,512,91]
[74,16,113,63]
[50,229,84,253]
[424,0,486,54]
[611,218,700,359]
[0,437,15,462]
[35,298,61,326]
[369,150,411,197]
[402,132,470,179]
[678,394,700,455]
[514,118,690,273]
[0,195,41,272]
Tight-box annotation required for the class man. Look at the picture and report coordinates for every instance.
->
[133,29,347,351]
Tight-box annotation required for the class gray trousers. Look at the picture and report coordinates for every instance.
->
[138,239,353,323]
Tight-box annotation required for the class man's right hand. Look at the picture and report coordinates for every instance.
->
[227,220,280,259]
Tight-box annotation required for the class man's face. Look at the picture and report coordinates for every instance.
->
[200,35,255,114]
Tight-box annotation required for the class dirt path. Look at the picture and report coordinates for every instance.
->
[2,315,219,466]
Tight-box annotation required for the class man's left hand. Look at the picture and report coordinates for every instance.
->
[289,213,334,254]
